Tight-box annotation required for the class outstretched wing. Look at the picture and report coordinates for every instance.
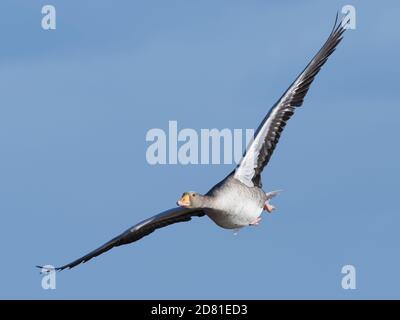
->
[37,207,205,271]
[234,16,346,188]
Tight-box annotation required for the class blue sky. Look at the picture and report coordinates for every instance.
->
[1,1,399,299]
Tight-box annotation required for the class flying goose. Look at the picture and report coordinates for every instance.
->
[38,16,346,271]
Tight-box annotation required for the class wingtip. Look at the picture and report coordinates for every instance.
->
[36,265,49,274]
[332,11,344,34]
[36,265,63,273]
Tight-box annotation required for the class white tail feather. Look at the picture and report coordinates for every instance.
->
[265,190,283,200]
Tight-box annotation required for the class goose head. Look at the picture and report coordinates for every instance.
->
[177,192,206,209]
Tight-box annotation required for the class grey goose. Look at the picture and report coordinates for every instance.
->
[38,15,346,271]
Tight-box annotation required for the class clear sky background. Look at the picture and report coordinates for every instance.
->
[1,0,399,299]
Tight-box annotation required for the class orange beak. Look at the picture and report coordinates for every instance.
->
[177,194,190,207]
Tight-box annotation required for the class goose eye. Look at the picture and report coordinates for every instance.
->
[192,193,196,197]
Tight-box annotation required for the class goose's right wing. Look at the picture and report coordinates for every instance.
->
[37,207,205,271]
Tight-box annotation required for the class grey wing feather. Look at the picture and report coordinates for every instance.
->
[234,15,346,188]
[37,207,205,271]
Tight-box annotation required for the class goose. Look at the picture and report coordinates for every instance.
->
[38,16,346,271]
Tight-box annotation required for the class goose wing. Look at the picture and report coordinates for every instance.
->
[234,16,346,188]
[38,207,205,271]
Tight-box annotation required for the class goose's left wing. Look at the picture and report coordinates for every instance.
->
[37,207,205,271]
[234,16,346,188]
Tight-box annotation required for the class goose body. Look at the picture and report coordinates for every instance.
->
[204,176,266,229]
[38,15,346,271]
